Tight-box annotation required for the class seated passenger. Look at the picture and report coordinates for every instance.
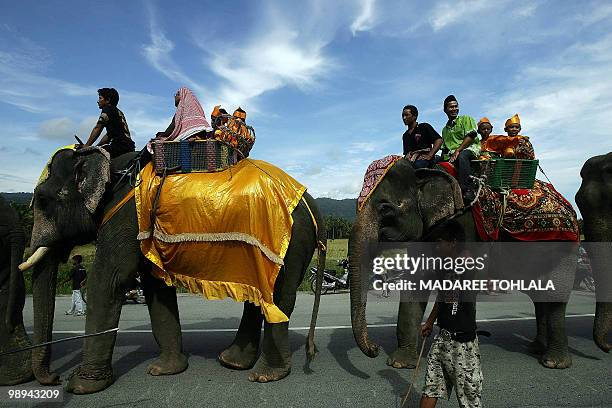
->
[481,114,535,159]
[477,118,494,160]
[441,95,480,204]
[504,113,521,136]
[85,88,135,158]
[477,117,493,142]
[210,105,229,130]
[401,104,443,169]
[211,106,255,158]
[233,107,246,122]
[155,87,212,141]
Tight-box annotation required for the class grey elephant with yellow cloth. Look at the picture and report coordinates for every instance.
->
[20,145,326,394]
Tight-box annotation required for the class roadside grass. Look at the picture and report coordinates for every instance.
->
[23,244,96,295]
[23,238,348,295]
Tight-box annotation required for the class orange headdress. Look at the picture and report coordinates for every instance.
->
[504,114,520,128]
[233,107,246,121]
[477,117,491,127]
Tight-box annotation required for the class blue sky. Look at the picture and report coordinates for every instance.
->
[1,0,611,215]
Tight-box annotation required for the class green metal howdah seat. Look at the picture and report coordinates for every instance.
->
[473,158,539,190]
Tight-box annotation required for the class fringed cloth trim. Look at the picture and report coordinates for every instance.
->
[101,189,135,227]
[138,230,285,265]
[152,268,289,323]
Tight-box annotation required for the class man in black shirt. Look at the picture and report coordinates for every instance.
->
[85,88,135,158]
[420,221,483,408]
[62,255,87,316]
[402,105,443,169]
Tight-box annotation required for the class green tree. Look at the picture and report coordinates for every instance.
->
[324,215,353,239]
[10,202,33,245]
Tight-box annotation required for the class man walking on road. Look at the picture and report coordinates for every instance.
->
[62,255,87,316]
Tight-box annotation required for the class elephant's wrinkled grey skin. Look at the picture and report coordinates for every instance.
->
[576,152,612,353]
[26,147,326,394]
[349,158,585,371]
[0,195,33,385]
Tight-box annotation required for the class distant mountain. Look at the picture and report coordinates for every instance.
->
[1,192,356,221]
[314,198,356,222]
[1,192,33,205]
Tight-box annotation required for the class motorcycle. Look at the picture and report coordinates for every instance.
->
[309,258,349,295]
[124,277,146,304]
[574,246,596,292]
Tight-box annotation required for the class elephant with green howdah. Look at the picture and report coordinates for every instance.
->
[22,147,326,394]
[576,152,612,353]
[349,158,592,371]
[0,195,33,385]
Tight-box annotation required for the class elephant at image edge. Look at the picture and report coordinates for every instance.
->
[348,158,596,371]
[576,152,612,353]
[23,147,326,394]
[0,195,33,385]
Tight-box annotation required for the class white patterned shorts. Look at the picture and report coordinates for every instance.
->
[423,335,483,408]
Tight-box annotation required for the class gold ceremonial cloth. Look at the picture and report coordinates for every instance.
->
[135,160,306,323]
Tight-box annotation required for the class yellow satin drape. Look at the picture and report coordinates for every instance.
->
[135,159,306,323]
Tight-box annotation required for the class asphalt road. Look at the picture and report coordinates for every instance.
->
[4,289,611,408]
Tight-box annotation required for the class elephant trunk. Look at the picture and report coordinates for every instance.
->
[349,204,379,357]
[7,224,26,332]
[31,249,61,385]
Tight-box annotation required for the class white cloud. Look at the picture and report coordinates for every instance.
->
[141,3,209,96]
[38,117,76,140]
[480,32,612,212]
[143,1,337,113]
[513,2,538,17]
[0,44,92,115]
[429,0,494,31]
[209,28,333,109]
[350,0,377,35]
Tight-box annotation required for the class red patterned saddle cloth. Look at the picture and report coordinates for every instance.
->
[473,180,579,241]
[357,157,578,242]
[357,155,402,211]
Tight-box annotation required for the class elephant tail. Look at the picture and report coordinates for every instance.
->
[305,195,327,363]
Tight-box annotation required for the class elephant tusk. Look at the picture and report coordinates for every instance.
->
[19,246,50,271]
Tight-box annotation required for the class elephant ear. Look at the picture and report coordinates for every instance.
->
[415,169,464,231]
[74,147,111,213]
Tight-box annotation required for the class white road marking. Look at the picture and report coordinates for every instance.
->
[35,313,595,334]
[512,333,532,343]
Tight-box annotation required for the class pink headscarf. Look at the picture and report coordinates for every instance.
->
[168,87,212,140]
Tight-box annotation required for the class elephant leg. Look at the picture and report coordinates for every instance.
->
[247,200,315,383]
[528,302,548,354]
[248,313,292,382]
[219,301,263,370]
[387,299,427,369]
[0,282,33,385]
[248,263,298,383]
[141,270,188,376]
[66,226,140,394]
[540,302,572,369]
[249,243,314,382]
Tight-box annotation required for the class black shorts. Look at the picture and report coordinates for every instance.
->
[102,138,135,159]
